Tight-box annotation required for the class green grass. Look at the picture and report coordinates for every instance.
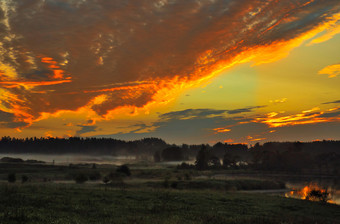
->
[144,179,285,191]
[0,183,339,224]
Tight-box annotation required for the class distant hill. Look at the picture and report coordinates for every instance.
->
[0,156,45,164]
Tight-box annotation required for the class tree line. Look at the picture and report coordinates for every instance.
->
[0,136,339,175]
[190,141,340,176]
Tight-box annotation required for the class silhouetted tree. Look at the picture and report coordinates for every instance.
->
[209,155,221,168]
[153,151,161,162]
[195,145,210,170]
[223,153,235,168]
[212,142,226,158]
[161,147,186,161]
[116,164,131,176]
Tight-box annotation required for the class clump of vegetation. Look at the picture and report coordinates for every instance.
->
[146,179,285,191]
[153,151,161,162]
[73,173,88,184]
[103,175,110,185]
[102,169,127,188]
[195,145,223,170]
[88,171,101,181]
[116,164,131,176]
[177,162,194,169]
[306,189,331,203]
[7,173,16,183]
[21,175,29,183]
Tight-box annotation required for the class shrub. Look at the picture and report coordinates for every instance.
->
[184,173,192,181]
[163,178,170,188]
[88,171,102,181]
[116,164,131,176]
[21,175,29,183]
[177,162,194,169]
[74,173,88,184]
[103,175,110,184]
[104,171,126,188]
[306,189,330,202]
[8,173,16,183]
[171,181,178,189]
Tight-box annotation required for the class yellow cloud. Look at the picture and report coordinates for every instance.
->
[254,107,340,128]
[318,63,340,78]
[308,14,340,45]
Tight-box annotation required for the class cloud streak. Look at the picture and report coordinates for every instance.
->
[253,107,340,128]
[319,63,340,78]
[0,0,340,129]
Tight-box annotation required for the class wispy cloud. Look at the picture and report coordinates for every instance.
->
[160,106,266,120]
[318,63,340,78]
[76,125,98,136]
[159,109,228,120]
[253,107,340,128]
[227,106,266,115]
[322,99,340,104]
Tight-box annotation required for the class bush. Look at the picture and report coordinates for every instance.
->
[8,173,16,183]
[177,162,194,169]
[21,175,29,183]
[88,171,102,181]
[103,175,110,184]
[163,177,170,188]
[306,189,330,202]
[171,181,178,189]
[116,164,131,176]
[184,173,192,181]
[103,171,126,188]
[74,173,88,184]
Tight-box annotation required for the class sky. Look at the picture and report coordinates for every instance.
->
[1,0,340,145]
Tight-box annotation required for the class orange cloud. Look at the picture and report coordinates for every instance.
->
[224,139,234,143]
[40,56,69,79]
[1,0,340,131]
[318,63,340,78]
[308,14,340,45]
[253,107,340,128]
[213,127,231,134]
[247,136,266,142]
[0,79,72,89]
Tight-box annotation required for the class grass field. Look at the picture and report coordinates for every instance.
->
[0,161,339,224]
[0,183,339,224]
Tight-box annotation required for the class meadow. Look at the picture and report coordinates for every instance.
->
[0,161,339,224]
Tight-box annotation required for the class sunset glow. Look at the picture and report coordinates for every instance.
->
[0,0,340,144]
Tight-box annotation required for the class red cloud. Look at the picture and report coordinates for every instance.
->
[1,0,340,128]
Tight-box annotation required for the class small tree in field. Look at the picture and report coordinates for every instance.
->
[116,164,131,176]
[8,173,16,183]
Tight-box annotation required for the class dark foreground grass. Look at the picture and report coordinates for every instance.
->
[145,179,285,191]
[0,184,339,224]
